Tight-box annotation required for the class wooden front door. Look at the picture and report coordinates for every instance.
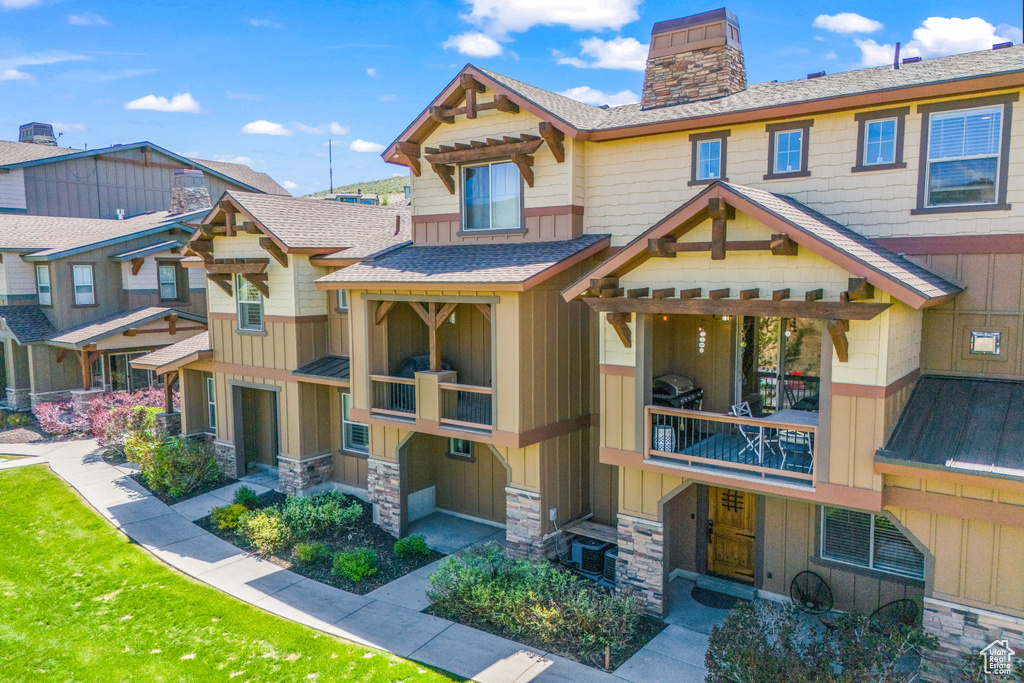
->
[707,486,757,583]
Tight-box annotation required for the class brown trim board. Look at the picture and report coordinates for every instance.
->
[883,485,1024,527]
[832,368,919,399]
[207,312,328,324]
[350,410,596,449]
[876,459,1024,495]
[411,213,461,225]
[875,234,1024,255]
[600,364,636,376]
[523,204,584,218]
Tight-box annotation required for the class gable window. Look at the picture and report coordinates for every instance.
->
[689,130,729,186]
[337,289,348,312]
[36,265,51,306]
[852,107,908,173]
[158,264,179,301]
[341,392,369,454]
[820,507,924,580]
[235,274,263,331]
[206,375,216,431]
[462,161,521,232]
[764,120,812,180]
[72,264,95,306]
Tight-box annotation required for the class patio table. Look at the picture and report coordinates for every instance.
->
[762,409,819,427]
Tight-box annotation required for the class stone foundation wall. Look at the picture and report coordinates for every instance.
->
[506,488,547,557]
[31,390,73,407]
[5,387,30,411]
[367,458,402,537]
[278,453,333,496]
[212,441,237,479]
[616,514,666,617]
[154,412,182,439]
[70,388,105,413]
[922,597,1024,682]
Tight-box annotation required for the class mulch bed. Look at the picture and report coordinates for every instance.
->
[197,491,444,595]
[0,420,72,445]
[130,472,237,505]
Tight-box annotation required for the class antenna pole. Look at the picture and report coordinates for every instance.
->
[329,139,334,193]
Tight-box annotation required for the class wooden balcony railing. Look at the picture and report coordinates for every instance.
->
[370,375,416,417]
[756,371,821,412]
[646,406,815,483]
[439,382,493,430]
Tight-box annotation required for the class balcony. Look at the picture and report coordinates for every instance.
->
[369,373,494,432]
[439,382,493,430]
[646,405,816,484]
[370,375,416,417]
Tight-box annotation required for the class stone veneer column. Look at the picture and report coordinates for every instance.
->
[367,457,402,537]
[153,412,182,439]
[505,487,546,557]
[69,388,104,415]
[921,597,1024,682]
[5,387,30,411]
[616,514,666,617]
[212,441,238,479]
[277,453,333,496]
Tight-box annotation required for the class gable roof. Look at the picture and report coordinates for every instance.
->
[189,158,290,196]
[562,182,960,309]
[316,234,610,291]
[0,140,82,165]
[47,306,206,348]
[130,331,212,374]
[384,45,1024,161]
[0,305,57,343]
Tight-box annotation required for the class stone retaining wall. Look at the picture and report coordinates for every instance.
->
[616,514,666,616]
[212,441,237,479]
[154,412,181,439]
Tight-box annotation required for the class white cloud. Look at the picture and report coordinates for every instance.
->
[380,94,398,102]
[212,155,253,165]
[558,86,638,106]
[240,120,291,135]
[0,69,30,81]
[282,180,298,190]
[366,67,377,77]
[124,92,201,113]
[68,12,108,25]
[249,18,282,28]
[462,0,640,35]
[226,91,260,100]
[442,32,504,57]
[824,50,838,60]
[0,0,39,8]
[0,50,88,70]
[558,36,648,70]
[53,122,85,132]
[349,139,385,153]
[813,13,883,34]
[855,16,1021,67]
[293,122,350,135]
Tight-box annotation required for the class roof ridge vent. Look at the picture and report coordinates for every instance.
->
[993,41,1013,50]
[902,56,922,64]
[806,71,825,79]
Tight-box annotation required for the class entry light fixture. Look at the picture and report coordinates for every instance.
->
[721,315,731,322]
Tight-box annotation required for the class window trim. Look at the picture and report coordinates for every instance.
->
[336,289,349,314]
[35,264,52,307]
[341,391,369,456]
[459,160,525,234]
[447,437,474,461]
[206,375,216,432]
[818,506,925,582]
[688,129,730,186]
[764,119,813,180]
[70,262,97,308]
[852,107,908,173]
[913,93,1017,215]
[235,273,264,332]
[156,261,183,302]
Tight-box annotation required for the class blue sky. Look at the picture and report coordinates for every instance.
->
[1,0,1021,194]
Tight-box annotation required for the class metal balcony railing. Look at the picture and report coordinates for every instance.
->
[369,375,416,417]
[439,383,493,430]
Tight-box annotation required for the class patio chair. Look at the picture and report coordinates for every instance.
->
[778,429,814,473]
[729,402,768,465]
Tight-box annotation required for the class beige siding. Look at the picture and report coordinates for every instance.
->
[180,369,212,435]
[210,316,327,371]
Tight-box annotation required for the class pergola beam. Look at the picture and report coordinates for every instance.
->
[583,295,890,321]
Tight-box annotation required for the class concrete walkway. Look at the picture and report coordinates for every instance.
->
[1,439,710,682]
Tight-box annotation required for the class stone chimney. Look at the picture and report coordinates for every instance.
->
[641,8,745,110]
[170,169,212,214]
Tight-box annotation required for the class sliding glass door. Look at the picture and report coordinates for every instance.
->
[738,317,821,414]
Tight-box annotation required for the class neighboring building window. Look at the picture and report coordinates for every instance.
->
[820,507,924,580]
[462,161,521,232]
[341,392,368,453]
[852,107,908,173]
[235,274,263,331]
[158,264,178,301]
[925,105,1003,207]
[764,120,812,179]
[689,130,729,186]
[36,265,51,306]
[448,437,472,459]
[72,264,95,305]
[206,376,216,430]
[337,289,348,312]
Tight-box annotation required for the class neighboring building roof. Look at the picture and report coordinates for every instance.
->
[216,191,412,252]
[110,240,185,262]
[47,307,206,348]
[0,212,193,261]
[190,158,290,196]
[130,331,212,374]
[878,376,1024,479]
[0,305,57,343]
[316,234,610,291]
[0,140,82,165]
[562,181,960,309]
[294,355,351,384]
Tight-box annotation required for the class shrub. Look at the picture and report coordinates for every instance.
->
[332,548,377,581]
[394,535,430,560]
[131,437,221,500]
[238,508,293,555]
[282,492,361,539]
[428,543,644,667]
[33,401,89,437]
[211,503,249,530]
[5,412,30,429]
[233,485,260,509]
[98,404,161,458]
[293,541,331,566]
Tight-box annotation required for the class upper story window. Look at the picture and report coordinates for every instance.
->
[689,130,729,186]
[914,94,1016,214]
[341,392,368,454]
[820,506,924,580]
[158,264,179,301]
[235,274,263,331]
[462,161,521,232]
[72,264,95,306]
[764,120,812,180]
[337,289,349,312]
[852,107,908,173]
[206,375,216,431]
[865,119,897,165]
[36,265,51,306]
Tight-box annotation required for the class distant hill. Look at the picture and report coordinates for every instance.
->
[304,175,411,198]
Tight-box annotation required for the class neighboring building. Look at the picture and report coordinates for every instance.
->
[322,192,381,206]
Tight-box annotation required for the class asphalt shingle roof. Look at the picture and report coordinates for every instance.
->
[0,212,184,258]
[49,307,204,347]
[131,331,211,371]
[0,305,56,343]
[191,158,291,196]
[0,140,81,165]
[317,234,609,286]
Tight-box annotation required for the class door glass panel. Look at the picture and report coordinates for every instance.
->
[781,318,821,411]
[109,354,129,392]
[739,317,821,414]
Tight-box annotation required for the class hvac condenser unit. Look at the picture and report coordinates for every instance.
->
[571,538,610,578]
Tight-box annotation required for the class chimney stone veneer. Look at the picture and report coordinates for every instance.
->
[170,168,212,215]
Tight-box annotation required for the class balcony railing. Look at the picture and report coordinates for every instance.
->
[757,371,821,412]
[439,382,493,430]
[370,375,416,417]
[646,406,815,483]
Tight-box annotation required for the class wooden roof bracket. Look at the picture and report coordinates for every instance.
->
[259,237,288,267]
[510,153,534,187]
[208,273,233,296]
[130,257,144,276]
[607,312,632,348]
[708,198,734,261]
[243,273,269,298]
[375,300,397,325]
[539,122,565,163]
[460,74,485,119]
[165,313,178,335]
[430,162,456,194]
[827,319,850,362]
[186,240,214,263]
[394,141,421,177]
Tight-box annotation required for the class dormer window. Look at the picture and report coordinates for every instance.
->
[462,161,521,232]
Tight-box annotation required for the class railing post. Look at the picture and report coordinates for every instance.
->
[414,370,456,422]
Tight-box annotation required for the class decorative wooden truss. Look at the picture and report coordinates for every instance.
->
[648,198,799,260]
[375,300,493,372]
[205,258,270,297]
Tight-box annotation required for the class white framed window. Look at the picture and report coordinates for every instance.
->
[337,289,349,312]
[774,130,803,174]
[158,264,178,300]
[925,105,1003,207]
[462,161,521,232]
[448,437,472,459]
[820,507,924,580]
[206,375,216,430]
[863,118,897,166]
[72,264,95,306]
[696,138,722,180]
[235,274,263,331]
[36,265,51,306]
[341,392,368,453]
[90,354,105,390]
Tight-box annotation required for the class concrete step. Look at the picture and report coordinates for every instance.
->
[695,574,758,601]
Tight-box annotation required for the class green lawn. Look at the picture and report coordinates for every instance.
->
[0,454,20,461]
[0,466,458,682]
